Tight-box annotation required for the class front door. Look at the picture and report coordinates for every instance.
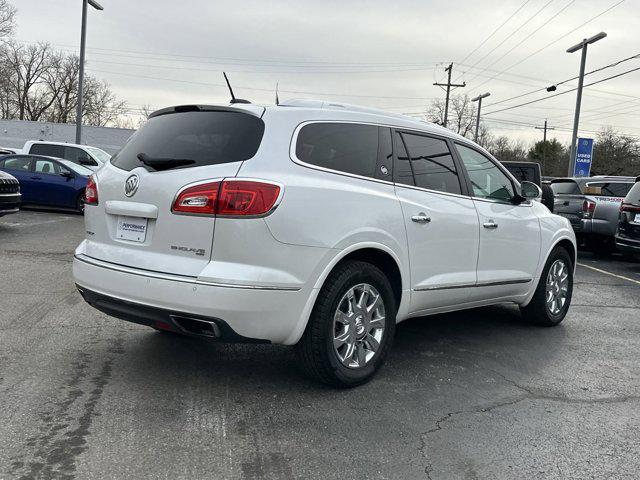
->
[393,131,480,313]
[455,143,540,301]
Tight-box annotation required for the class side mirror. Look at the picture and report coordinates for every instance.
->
[79,157,97,166]
[520,181,542,202]
[60,170,74,179]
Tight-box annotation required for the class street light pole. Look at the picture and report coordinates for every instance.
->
[471,92,490,142]
[566,31,606,177]
[75,0,103,145]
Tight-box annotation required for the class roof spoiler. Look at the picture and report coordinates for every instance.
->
[148,104,265,119]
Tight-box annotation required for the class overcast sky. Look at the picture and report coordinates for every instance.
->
[13,0,640,144]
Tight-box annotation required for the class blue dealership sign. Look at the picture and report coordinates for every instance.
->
[573,137,594,177]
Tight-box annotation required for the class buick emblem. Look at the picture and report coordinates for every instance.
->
[124,174,139,197]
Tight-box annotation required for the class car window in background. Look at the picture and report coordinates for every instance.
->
[624,182,640,204]
[586,182,633,198]
[59,159,93,176]
[29,143,64,157]
[397,132,461,195]
[86,146,111,163]
[507,166,536,183]
[296,122,379,178]
[34,159,63,175]
[2,157,32,171]
[456,144,514,201]
[551,181,582,195]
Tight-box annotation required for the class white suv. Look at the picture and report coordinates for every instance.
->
[73,101,576,386]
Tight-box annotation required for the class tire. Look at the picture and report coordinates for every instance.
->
[295,260,396,387]
[520,246,573,326]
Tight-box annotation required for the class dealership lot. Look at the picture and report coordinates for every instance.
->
[1,210,639,480]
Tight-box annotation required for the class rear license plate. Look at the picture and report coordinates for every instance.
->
[116,216,148,242]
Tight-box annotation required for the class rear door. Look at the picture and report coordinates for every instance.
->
[551,180,585,230]
[0,156,35,202]
[31,157,75,206]
[83,107,265,277]
[455,143,540,300]
[393,131,479,312]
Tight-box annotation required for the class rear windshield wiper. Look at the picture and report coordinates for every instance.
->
[137,153,196,171]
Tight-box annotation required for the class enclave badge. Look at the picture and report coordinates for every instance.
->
[124,174,139,197]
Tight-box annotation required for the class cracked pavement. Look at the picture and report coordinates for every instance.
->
[1,210,639,479]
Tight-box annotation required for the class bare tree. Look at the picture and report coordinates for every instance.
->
[592,127,640,176]
[426,94,477,137]
[0,0,16,40]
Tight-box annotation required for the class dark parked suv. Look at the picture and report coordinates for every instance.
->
[615,177,640,256]
[0,170,21,216]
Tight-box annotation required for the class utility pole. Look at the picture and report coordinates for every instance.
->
[433,63,466,128]
[566,31,606,176]
[471,92,490,142]
[75,0,104,144]
[535,120,555,175]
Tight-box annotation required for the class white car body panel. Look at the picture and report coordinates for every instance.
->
[73,101,576,345]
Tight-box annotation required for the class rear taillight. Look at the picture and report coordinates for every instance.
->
[582,199,595,219]
[620,203,640,213]
[85,175,98,205]
[172,179,281,217]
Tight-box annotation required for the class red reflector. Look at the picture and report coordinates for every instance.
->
[582,199,595,218]
[85,174,99,205]
[172,180,281,217]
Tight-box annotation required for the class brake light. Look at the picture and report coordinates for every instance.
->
[85,175,98,205]
[582,199,595,219]
[620,203,640,213]
[172,179,281,217]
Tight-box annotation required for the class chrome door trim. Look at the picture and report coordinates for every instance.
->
[413,278,532,292]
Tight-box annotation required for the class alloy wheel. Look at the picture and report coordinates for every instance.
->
[332,283,386,369]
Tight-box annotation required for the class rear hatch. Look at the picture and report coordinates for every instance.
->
[83,105,265,277]
[551,179,584,228]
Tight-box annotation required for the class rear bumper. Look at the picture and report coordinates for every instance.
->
[0,193,20,215]
[73,253,314,345]
[615,235,640,254]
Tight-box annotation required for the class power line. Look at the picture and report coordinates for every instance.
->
[457,0,532,65]
[455,0,556,83]
[466,0,575,86]
[86,68,439,100]
[483,65,640,115]
[471,0,626,91]
[485,53,640,108]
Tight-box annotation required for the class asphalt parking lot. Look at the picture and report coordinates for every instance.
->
[1,210,639,480]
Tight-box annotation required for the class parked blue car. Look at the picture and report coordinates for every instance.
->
[0,154,92,212]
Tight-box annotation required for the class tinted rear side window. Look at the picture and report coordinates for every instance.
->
[505,165,536,183]
[551,181,581,195]
[587,182,633,198]
[111,111,265,172]
[30,143,64,157]
[296,122,379,178]
[397,132,461,195]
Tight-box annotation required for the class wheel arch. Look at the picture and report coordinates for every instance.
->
[284,242,408,345]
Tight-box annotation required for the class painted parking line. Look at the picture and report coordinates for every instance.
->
[577,262,640,286]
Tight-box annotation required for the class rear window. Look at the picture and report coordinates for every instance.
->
[551,181,581,195]
[29,143,64,157]
[295,122,379,178]
[586,182,633,198]
[625,182,640,204]
[110,111,265,172]
[504,165,537,183]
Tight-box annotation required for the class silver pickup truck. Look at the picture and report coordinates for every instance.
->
[551,176,636,253]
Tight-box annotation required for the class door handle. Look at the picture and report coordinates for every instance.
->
[483,221,498,229]
[411,213,431,224]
